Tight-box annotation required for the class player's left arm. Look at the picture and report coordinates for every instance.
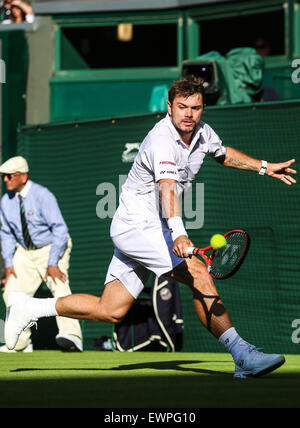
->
[221,146,297,185]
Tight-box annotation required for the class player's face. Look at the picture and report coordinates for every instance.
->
[167,93,204,139]
[3,173,28,192]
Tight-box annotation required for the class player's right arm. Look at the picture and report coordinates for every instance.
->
[158,178,193,258]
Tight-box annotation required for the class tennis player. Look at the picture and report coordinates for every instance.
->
[4,77,296,377]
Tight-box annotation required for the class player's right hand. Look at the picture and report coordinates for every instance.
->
[173,235,194,258]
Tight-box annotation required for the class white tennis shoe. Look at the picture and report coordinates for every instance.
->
[5,291,38,351]
[234,341,285,378]
[0,341,33,353]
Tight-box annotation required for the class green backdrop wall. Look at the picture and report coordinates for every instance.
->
[0,30,28,162]
[2,100,300,354]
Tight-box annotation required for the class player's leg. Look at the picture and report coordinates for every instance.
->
[168,256,233,338]
[4,246,148,351]
[55,279,136,323]
[4,278,135,351]
[54,252,147,323]
[168,257,285,378]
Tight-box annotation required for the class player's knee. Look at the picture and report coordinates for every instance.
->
[187,256,208,279]
[170,258,209,287]
[105,312,125,324]
[96,305,127,324]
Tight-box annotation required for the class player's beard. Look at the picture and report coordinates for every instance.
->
[174,120,196,137]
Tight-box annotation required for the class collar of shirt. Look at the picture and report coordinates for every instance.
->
[16,179,33,199]
[165,114,204,151]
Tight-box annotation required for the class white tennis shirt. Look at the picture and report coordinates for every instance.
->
[114,114,226,223]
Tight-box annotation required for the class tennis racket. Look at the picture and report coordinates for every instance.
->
[187,229,250,280]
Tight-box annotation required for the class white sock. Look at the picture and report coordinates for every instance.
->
[219,327,247,363]
[27,297,58,319]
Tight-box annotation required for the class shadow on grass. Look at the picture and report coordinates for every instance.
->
[2,357,300,408]
[2,371,300,408]
[4,359,298,408]
[11,359,231,376]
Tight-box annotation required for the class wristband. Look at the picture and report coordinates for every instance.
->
[259,160,268,175]
[167,216,188,241]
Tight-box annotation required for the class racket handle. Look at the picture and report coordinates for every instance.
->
[187,247,196,255]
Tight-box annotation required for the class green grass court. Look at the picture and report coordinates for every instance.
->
[0,351,299,408]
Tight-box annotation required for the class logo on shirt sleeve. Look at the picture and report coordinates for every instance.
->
[159,161,177,166]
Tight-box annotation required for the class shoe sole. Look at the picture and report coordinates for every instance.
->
[5,292,23,350]
[235,356,286,378]
[4,304,15,350]
[252,356,286,378]
[55,336,82,352]
[0,348,16,353]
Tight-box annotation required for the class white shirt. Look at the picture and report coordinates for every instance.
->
[17,178,32,198]
[114,114,226,223]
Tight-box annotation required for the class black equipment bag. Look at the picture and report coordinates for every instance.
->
[113,275,183,352]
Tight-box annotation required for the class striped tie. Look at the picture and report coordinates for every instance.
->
[18,195,35,250]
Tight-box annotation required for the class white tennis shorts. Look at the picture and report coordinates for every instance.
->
[104,216,185,298]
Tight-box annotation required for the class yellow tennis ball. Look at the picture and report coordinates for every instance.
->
[210,234,227,250]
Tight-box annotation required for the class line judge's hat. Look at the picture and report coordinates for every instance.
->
[0,156,29,174]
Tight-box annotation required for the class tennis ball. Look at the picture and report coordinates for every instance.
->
[210,234,227,250]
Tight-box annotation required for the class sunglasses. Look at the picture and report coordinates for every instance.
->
[2,173,22,179]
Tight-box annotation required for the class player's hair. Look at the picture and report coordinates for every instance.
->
[168,76,206,105]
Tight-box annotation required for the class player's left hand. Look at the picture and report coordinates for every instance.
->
[267,159,297,185]
[44,266,67,285]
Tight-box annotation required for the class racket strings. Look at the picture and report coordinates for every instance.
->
[210,231,248,279]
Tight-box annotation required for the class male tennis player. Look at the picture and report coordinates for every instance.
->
[4,77,296,377]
